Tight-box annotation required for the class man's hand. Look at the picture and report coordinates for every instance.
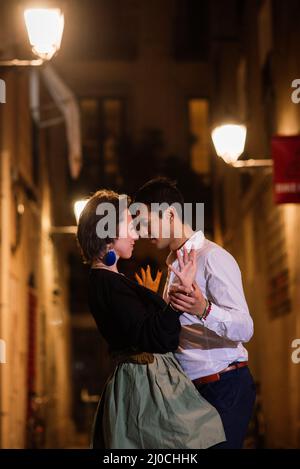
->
[135,265,162,293]
[169,281,207,316]
[169,247,197,290]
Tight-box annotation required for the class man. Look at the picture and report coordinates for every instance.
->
[134,177,256,449]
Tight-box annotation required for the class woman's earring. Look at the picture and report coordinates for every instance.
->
[103,249,117,266]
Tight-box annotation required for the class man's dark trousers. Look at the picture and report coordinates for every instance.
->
[195,365,256,449]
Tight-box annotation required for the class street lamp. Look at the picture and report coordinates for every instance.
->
[211,123,273,168]
[0,8,64,66]
[24,8,64,61]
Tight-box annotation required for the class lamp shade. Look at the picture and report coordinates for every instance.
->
[24,8,64,61]
[211,124,247,164]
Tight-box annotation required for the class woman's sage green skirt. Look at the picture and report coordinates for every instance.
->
[91,352,226,449]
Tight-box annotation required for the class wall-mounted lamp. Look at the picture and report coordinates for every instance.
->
[0,8,64,67]
[211,123,273,168]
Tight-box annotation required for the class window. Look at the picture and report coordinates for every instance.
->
[80,97,125,189]
[102,99,124,187]
[188,99,210,177]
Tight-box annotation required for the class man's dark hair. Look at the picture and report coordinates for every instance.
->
[133,177,184,213]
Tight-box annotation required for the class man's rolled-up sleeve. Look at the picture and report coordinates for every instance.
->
[203,248,254,343]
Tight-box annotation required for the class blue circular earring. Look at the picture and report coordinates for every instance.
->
[103,249,117,266]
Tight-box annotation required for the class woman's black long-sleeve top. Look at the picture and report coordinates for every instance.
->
[88,268,183,354]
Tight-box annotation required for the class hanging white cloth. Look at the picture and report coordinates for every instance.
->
[40,64,82,179]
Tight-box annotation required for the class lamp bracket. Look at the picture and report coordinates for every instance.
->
[0,58,44,67]
[231,159,273,168]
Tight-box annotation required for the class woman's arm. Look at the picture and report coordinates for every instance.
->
[97,274,183,353]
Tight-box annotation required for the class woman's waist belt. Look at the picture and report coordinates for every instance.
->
[111,351,155,365]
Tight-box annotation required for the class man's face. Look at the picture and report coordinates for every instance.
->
[140,209,172,250]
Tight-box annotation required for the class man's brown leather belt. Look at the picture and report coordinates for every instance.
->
[192,361,248,386]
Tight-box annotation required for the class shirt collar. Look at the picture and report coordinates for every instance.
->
[166,230,205,266]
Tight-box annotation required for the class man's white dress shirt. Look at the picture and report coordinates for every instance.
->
[163,231,254,380]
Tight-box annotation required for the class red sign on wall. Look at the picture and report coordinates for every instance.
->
[272,136,300,204]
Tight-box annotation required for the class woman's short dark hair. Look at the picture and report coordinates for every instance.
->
[77,189,129,265]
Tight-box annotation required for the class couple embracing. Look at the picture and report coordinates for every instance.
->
[76,177,256,449]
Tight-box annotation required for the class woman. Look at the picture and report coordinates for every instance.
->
[77,189,225,449]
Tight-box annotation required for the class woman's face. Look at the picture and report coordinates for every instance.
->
[113,210,138,259]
